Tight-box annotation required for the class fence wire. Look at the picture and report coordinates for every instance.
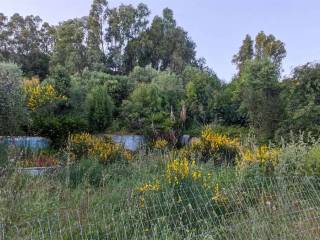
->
[1,176,320,239]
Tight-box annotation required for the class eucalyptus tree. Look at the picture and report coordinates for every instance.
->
[87,0,108,70]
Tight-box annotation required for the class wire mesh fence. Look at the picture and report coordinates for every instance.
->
[2,176,320,239]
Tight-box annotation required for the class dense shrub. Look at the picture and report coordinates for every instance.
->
[275,135,320,176]
[23,76,67,112]
[304,145,320,176]
[237,145,279,178]
[0,62,24,135]
[69,133,132,164]
[32,115,87,148]
[85,86,114,132]
[183,127,240,164]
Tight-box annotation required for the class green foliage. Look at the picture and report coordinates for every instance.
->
[275,135,320,177]
[0,14,54,78]
[106,3,150,73]
[70,70,132,110]
[0,143,8,167]
[152,71,183,111]
[125,8,196,74]
[87,0,107,71]
[183,66,221,124]
[233,32,286,75]
[239,59,282,141]
[279,63,320,136]
[31,115,87,148]
[129,65,157,84]
[85,86,114,132]
[47,65,71,96]
[0,62,24,135]
[215,81,247,125]
[121,83,163,131]
[304,145,320,176]
[254,31,286,68]
[50,18,88,74]
[66,158,106,188]
[232,34,254,72]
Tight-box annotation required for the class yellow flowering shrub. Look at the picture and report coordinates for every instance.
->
[186,127,240,163]
[237,145,279,174]
[137,181,161,193]
[153,139,168,150]
[165,158,204,186]
[69,133,132,164]
[23,77,67,111]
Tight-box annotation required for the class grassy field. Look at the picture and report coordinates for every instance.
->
[1,144,320,239]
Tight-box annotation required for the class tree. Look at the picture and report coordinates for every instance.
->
[0,62,24,135]
[85,85,114,132]
[121,83,163,130]
[183,66,221,124]
[152,71,183,112]
[48,65,71,96]
[279,63,320,135]
[232,34,253,72]
[239,59,282,141]
[87,0,108,70]
[129,65,157,84]
[255,31,286,68]
[0,13,54,78]
[105,3,150,73]
[124,8,196,74]
[233,32,286,74]
[50,18,88,75]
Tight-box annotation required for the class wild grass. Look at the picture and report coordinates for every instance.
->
[2,134,320,239]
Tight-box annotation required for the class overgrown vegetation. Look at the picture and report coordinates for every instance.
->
[1,0,320,239]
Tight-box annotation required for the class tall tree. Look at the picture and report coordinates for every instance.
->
[0,63,24,135]
[50,18,88,75]
[105,3,150,73]
[255,31,286,68]
[0,13,54,78]
[239,59,282,141]
[87,0,108,70]
[233,32,286,73]
[125,8,196,74]
[280,63,320,135]
[183,66,221,124]
[232,34,254,72]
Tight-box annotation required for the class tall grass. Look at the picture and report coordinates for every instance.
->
[2,134,320,239]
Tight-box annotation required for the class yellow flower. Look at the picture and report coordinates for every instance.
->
[165,157,204,186]
[153,139,168,149]
[137,181,161,193]
[23,77,67,111]
[192,170,202,181]
[212,184,228,204]
[69,133,132,164]
[239,145,279,166]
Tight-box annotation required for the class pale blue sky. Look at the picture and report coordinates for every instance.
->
[1,0,320,81]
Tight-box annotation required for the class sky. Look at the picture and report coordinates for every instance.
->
[1,0,320,81]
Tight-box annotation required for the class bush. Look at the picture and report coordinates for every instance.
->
[183,127,240,164]
[69,133,132,164]
[304,145,320,176]
[237,145,279,178]
[0,62,24,135]
[274,134,320,176]
[85,86,114,132]
[32,115,88,148]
